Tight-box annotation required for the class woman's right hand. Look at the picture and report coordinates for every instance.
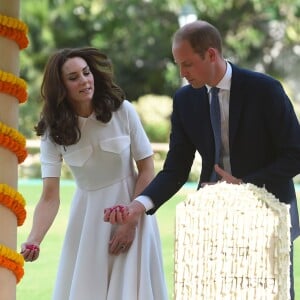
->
[20,242,40,262]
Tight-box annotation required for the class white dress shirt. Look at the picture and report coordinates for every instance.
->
[207,61,232,174]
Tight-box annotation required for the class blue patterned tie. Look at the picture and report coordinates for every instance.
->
[210,87,221,182]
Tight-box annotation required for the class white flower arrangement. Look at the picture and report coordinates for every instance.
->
[175,182,291,300]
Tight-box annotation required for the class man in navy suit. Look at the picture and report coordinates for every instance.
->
[105,20,300,299]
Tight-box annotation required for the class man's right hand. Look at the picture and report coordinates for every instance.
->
[104,200,146,225]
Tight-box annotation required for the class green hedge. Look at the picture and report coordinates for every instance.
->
[133,94,172,143]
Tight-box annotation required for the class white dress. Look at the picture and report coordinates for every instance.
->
[40,101,168,300]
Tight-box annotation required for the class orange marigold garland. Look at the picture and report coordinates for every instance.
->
[0,14,28,49]
[0,183,26,226]
[0,13,28,285]
[0,244,24,283]
[0,70,27,103]
[0,121,27,163]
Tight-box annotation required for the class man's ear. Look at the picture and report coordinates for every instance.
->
[206,47,218,62]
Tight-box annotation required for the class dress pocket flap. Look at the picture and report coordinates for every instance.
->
[63,146,93,167]
[100,136,130,154]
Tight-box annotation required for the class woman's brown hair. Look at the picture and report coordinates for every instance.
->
[35,47,125,146]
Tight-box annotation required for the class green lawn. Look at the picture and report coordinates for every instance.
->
[16,181,300,300]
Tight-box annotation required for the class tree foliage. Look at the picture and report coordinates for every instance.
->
[18,0,300,138]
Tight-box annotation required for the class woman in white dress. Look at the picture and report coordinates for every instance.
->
[21,47,168,300]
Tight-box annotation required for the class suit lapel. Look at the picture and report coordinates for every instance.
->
[194,87,215,160]
[228,65,245,150]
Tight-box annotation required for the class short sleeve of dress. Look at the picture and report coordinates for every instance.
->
[40,134,62,178]
[123,101,153,161]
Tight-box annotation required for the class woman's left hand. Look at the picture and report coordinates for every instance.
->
[109,223,136,255]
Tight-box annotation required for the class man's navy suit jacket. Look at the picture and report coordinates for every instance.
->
[143,63,300,240]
